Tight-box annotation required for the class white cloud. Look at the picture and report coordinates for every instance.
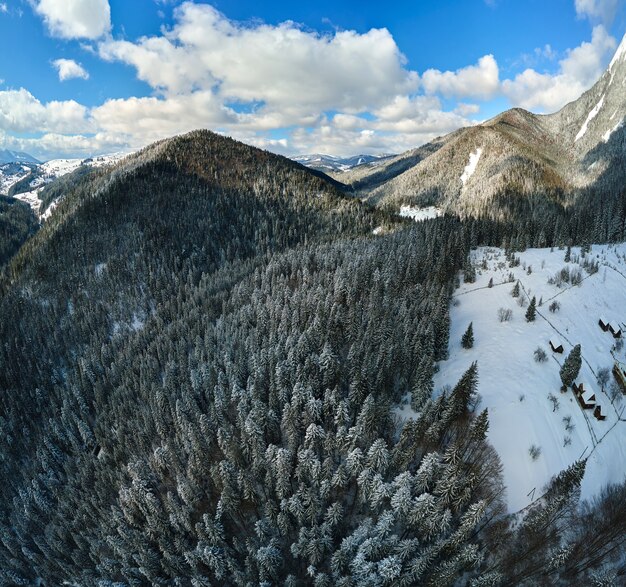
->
[98,2,417,115]
[502,25,616,111]
[421,55,500,100]
[455,103,481,116]
[52,58,89,81]
[575,0,619,25]
[0,4,8,14]
[0,88,91,134]
[32,0,111,39]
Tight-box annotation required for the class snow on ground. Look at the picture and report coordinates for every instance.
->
[399,205,443,222]
[13,187,43,215]
[460,148,483,185]
[0,168,30,196]
[603,119,623,143]
[40,158,84,177]
[575,95,605,141]
[432,244,626,512]
[40,197,63,221]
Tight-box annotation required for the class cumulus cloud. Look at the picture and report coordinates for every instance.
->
[502,25,616,111]
[52,58,89,81]
[99,2,417,115]
[421,55,500,100]
[32,0,111,39]
[575,0,619,25]
[0,4,8,14]
[0,88,91,134]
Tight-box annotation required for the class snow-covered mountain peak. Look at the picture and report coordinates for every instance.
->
[608,32,626,71]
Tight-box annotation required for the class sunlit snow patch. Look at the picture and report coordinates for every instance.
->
[460,148,483,185]
[399,205,443,222]
[603,119,623,143]
[575,95,604,142]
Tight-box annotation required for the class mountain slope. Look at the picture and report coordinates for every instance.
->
[341,33,626,218]
[293,152,392,173]
[0,149,40,164]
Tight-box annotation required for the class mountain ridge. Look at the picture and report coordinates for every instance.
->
[333,33,626,218]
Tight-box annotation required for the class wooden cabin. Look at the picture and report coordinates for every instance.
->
[594,404,606,421]
[613,361,626,393]
[549,339,564,353]
[609,322,622,338]
[580,389,596,409]
[573,382,596,409]
[599,317,609,332]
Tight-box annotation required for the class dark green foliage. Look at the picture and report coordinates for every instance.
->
[0,132,505,586]
[511,281,520,297]
[525,296,537,322]
[0,196,38,267]
[560,344,582,389]
[462,322,474,349]
[564,246,571,262]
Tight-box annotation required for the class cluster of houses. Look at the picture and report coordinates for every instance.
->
[572,381,606,421]
[546,313,626,423]
[598,317,622,339]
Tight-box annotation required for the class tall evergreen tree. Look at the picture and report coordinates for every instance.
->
[560,344,582,390]
[525,297,537,322]
[462,322,474,349]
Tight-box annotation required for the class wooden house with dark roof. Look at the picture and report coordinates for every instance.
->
[573,381,596,409]
[549,339,564,353]
[593,404,606,421]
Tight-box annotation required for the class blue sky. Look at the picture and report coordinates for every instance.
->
[0,0,624,159]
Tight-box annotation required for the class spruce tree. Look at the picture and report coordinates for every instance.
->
[461,322,474,349]
[525,297,536,322]
[560,344,582,390]
[511,281,520,297]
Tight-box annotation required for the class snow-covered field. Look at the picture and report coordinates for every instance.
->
[399,205,443,222]
[0,166,30,196]
[6,152,129,220]
[432,244,626,512]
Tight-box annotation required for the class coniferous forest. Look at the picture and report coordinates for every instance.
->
[0,131,625,585]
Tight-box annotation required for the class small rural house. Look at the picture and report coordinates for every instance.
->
[594,404,606,421]
[613,361,626,393]
[599,317,609,331]
[573,381,596,409]
[549,339,564,353]
[609,322,622,338]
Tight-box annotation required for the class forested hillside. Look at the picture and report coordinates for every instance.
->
[0,131,624,585]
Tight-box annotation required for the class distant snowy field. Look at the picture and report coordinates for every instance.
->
[421,244,626,512]
[7,153,128,219]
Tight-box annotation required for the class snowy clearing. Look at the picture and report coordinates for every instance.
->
[13,188,43,215]
[460,148,483,185]
[431,244,626,512]
[399,205,443,222]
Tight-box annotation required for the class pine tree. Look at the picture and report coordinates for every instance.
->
[564,246,571,262]
[511,281,520,297]
[560,344,582,390]
[461,323,474,349]
[525,297,536,322]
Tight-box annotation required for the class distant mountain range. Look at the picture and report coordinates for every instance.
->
[0,149,40,165]
[292,153,393,172]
